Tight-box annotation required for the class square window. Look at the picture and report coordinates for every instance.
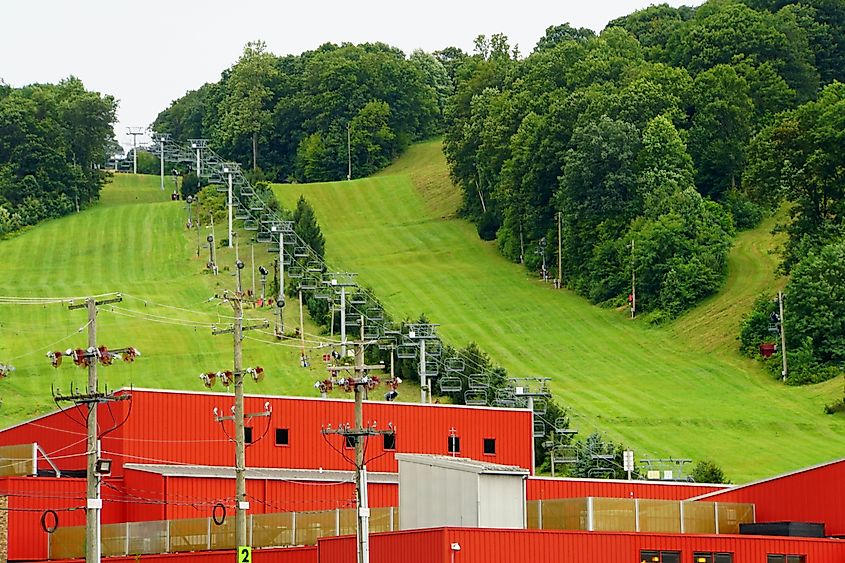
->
[786,557,805,563]
[767,556,786,563]
[714,554,733,563]
[244,427,253,444]
[641,551,660,563]
[275,428,289,446]
[483,438,496,455]
[694,553,714,563]
[662,552,680,563]
[448,435,460,454]
[383,433,396,451]
[345,435,357,449]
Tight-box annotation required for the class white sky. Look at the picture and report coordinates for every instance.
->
[2,0,701,149]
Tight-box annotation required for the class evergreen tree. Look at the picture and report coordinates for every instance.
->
[292,196,325,258]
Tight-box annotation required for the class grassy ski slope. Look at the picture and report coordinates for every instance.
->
[275,140,845,482]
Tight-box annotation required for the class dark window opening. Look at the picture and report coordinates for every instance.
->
[694,552,733,563]
[244,427,253,444]
[345,435,357,449]
[383,433,396,451]
[641,551,680,563]
[448,435,460,454]
[768,557,785,563]
[275,428,289,446]
[483,438,496,455]
[786,557,806,563]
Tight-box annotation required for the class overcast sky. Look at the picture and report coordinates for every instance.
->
[2,0,701,149]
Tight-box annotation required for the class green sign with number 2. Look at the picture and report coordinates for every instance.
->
[238,546,252,563]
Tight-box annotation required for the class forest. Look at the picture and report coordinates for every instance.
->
[0,77,116,235]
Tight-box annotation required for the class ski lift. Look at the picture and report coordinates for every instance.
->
[438,376,462,393]
[464,389,488,406]
[468,374,489,389]
[313,289,332,300]
[554,417,570,433]
[588,468,614,479]
[235,209,250,220]
[306,261,323,273]
[288,265,304,279]
[350,292,367,305]
[533,419,546,438]
[446,358,465,372]
[552,445,579,464]
[345,314,361,328]
[396,344,416,359]
[243,219,259,231]
[294,246,308,258]
[363,323,381,340]
[494,388,517,408]
[367,307,383,322]
[383,323,402,336]
[427,340,442,357]
[257,232,272,243]
[299,278,318,291]
[532,398,548,415]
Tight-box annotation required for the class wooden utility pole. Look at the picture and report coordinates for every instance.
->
[53,295,133,563]
[557,211,562,289]
[778,291,788,381]
[631,239,636,319]
[322,333,397,563]
[211,289,269,551]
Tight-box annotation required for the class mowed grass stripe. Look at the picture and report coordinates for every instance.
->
[0,174,353,426]
[275,140,845,481]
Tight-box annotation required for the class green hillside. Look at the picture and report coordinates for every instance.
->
[0,174,343,426]
[275,140,845,482]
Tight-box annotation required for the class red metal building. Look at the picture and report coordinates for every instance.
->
[690,458,845,536]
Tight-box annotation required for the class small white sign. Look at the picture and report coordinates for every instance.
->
[87,498,103,509]
[238,501,250,510]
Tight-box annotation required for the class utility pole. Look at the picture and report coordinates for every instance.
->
[210,285,269,552]
[347,122,352,181]
[778,291,788,381]
[50,295,137,563]
[630,239,636,319]
[557,211,562,289]
[321,335,398,563]
[126,128,144,175]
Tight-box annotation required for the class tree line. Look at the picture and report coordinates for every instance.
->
[0,78,117,236]
[153,40,449,183]
[441,0,844,323]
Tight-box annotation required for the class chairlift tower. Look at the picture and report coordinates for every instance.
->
[151,132,171,191]
[510,377,552,473]
[323,273,358,358]
[189,139,209,179]
[126,127,145,175]
[269,222,295,337]
[405,324,439,403]
[222,162,237,248]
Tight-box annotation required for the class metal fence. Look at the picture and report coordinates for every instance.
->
[48,507,399,559]
[526,498,754,535]
[0,443,36,477]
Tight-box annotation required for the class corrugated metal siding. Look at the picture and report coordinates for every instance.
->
[318,528,845,563]
[527,477,728,501]
[122,469,167,522]
[0,410,89,473]
[701,459,845,536]
[441,529,845,563]
[106,390,534,474]
[48,545,317,563]
[318,528,446,563]
[0,476,126,560]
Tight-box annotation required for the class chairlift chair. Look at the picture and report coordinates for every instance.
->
[299,278,318,291]
[287,265,304,279]
[588,468,614,479]
[293,246,309,258]
[350,292,367,305]
[363,324,381,340]
[367,307,384,322]
[426,340,442,357]
[396,344,416,359]
[494,388,517,408]
[533,420,546,438]
[445,358,465,372]
[468,374,489,389]
[552,445,579,464]
[345,314,362,328]
[244,219,259,231]
[464,389,488,406]
[438,376,462,393]
[256,232,272,243]
[532,398,548,415]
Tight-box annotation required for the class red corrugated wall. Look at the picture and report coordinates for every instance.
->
[113,390,533,474]
[0,476,127,561]
[318,528,845,563]
[697,459,845,536]
[120,473,397,520]
[527,477,728,501]
[0,390,534,476]
[48,545,317,563]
